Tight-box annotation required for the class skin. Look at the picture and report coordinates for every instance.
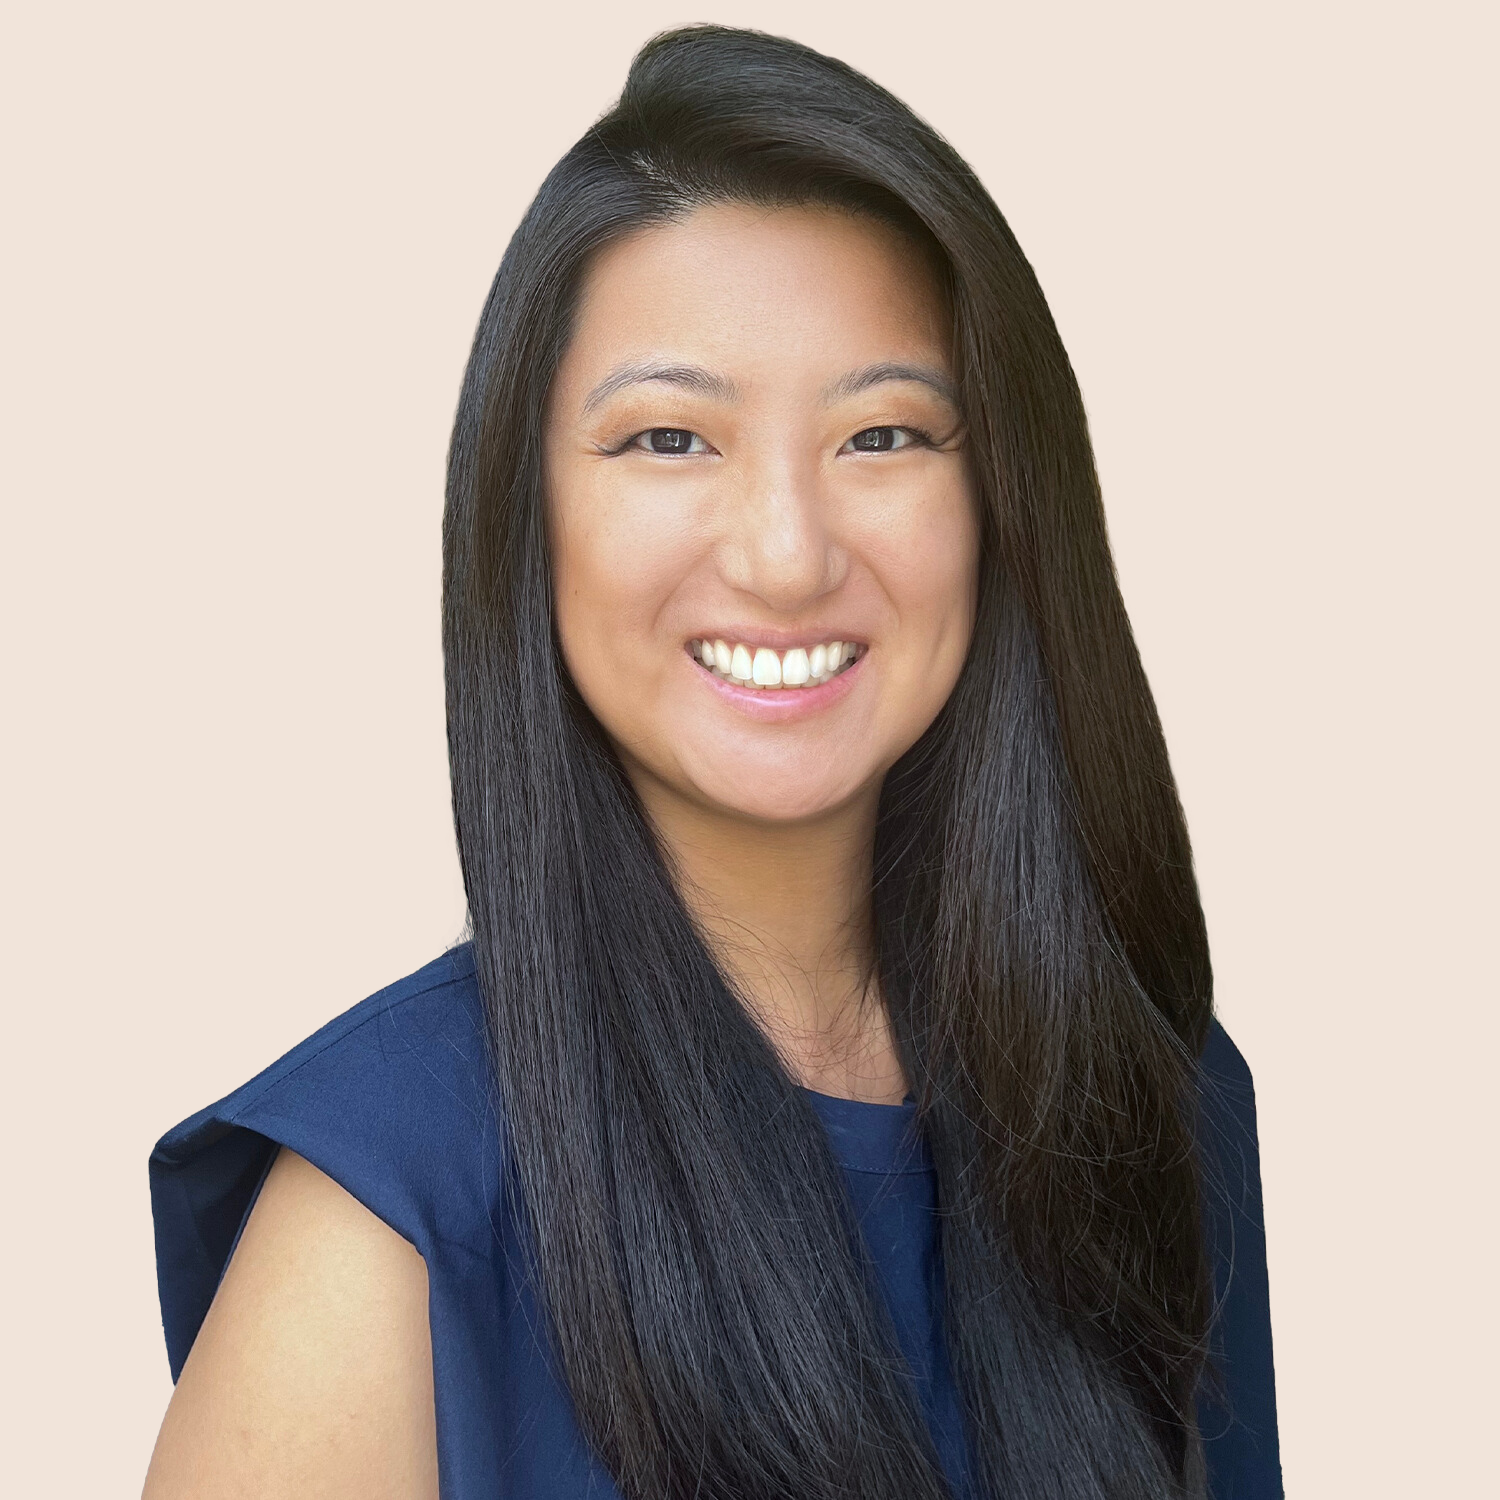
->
[142,1148,439,1499]
[143,202,978,1496]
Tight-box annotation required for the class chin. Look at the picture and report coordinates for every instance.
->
[684,762,872,825]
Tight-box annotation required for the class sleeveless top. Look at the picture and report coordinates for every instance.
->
[149,944,1283,1498]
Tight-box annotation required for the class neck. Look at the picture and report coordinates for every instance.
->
[626,763,908,1105]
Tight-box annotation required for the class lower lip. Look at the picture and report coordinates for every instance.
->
[689,652,865,722]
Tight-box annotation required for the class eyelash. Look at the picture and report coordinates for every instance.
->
[609,425,937,457]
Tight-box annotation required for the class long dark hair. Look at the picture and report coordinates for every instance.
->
[443,25,1213,1500]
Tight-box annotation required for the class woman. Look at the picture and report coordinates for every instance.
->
[145,25,1280,1500]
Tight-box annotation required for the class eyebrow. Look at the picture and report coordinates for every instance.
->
[577,357,960,417]
[580,361,741,416]
[821,361,960,408]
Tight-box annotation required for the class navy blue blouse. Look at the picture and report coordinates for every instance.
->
[150,944,1282,1498]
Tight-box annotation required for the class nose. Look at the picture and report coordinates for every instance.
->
[715,447,846,612]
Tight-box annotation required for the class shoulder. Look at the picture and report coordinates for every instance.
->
[155,942,492,1185]
[157,942,488,1153]
[1200,1014,1255,1094]
[1196,1015,1265,1205]
[1194,1019,1284,1492]
[1194,1016,1268,1253]
[150,943,500,1380]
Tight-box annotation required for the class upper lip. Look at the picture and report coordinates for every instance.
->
[687,626,868,650]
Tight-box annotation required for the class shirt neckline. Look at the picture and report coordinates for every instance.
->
[799,1086,933,1176]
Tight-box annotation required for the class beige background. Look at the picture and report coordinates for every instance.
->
[3,2,1494,1493]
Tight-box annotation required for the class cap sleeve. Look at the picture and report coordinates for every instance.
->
[149,946,499,1381]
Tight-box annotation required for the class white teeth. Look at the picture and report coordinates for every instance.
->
[752,647,781,686]
[691,638,860,689]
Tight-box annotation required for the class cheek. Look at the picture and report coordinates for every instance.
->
[549,473,707,721]
[863,475,981,666]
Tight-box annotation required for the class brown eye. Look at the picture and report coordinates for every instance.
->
[633,428,706,455]
[843,427,921,454]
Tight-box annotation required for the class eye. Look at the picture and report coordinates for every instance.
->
[842,426,927,454]
[628,427,709,456]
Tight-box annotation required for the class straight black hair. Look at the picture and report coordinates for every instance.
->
[444,25,1213,1499]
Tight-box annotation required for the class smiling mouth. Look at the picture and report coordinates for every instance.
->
[687,637,864,689]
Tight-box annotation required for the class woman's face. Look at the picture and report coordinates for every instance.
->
[545,202,979,825]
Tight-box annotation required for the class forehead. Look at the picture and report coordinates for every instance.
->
[558,201,951,390]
